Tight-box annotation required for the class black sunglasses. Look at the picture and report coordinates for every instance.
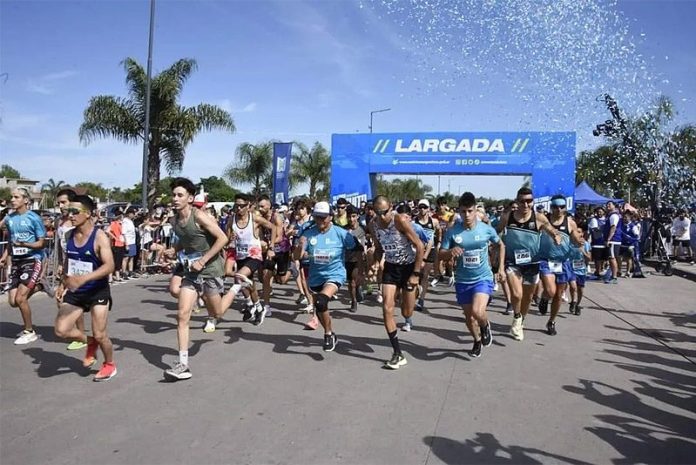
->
[551,205,566,210]
[375,208,390,216]
[418,205,429,210]
[519,198,534,204]
[233,203,249,209]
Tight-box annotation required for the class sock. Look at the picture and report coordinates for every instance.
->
[179,351,189,366]
[388,330,401,354]
[405,317,413,325]
[230,284,242,295]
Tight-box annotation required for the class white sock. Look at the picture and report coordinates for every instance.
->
[179,351,189,366]
[230,284,242,295]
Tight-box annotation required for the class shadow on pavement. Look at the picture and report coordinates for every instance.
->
[424,433,590,464]
[562,329,696,464]
[21,347,92,378]
[111,337,212,370]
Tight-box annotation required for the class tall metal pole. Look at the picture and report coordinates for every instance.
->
[369,108,391,134]
[141,0,156,208]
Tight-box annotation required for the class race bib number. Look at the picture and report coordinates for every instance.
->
[572,259,585,271]
[514,249,531,265]
[236,244,249,258]
[67,258,93,276]
[12,246,30,256]
[462,250,481,268]
[548,261,563,274]
[383,243,399,252]
[314,249,332,264]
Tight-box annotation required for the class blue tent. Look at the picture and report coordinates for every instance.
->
[575,181,623,204]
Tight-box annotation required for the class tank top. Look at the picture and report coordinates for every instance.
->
[273,214,292,253]
[172,210,224,278]
[65,227,108,293]
[232,213,263,261]
[375,214,416,265]
[416,216,436,244]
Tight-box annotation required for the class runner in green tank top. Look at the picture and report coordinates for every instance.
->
[163,178,227,382]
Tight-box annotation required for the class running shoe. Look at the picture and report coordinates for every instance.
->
[546,321,557,336]
[203,317,217,333]
[510,316,524,341]
[356,286,365,303]
[301,302,314,313]
[532,295,540,306]
[384,353,408,369]
[503,303,512,315]
[163,362,192,381]
[430,276,440,287]
[83,338,99,367]
[469,340,482,358]
[538,298,549,316]
[493,282,499,292]
[67,340,87,351]
[376,293,383,304]
[561,292,569,303]
[264,304,273,317]
[93,362,118,382]
[446,276,455,287]
[569,302,576,315]
[575,305,582,316]
[296,294,308,306]
[322,333,337,352]
[14,329,38,345]
[242,303,256,322]
[254,303,267,326]
[402,321,412,332]
[415,298,425,313]
[481,324,493,347]
[350,301,358,313]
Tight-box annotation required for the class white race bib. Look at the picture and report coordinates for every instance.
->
[514,249,531,265]
[12,246,30,256]
[314,249,332,264]
[462,250,481,268]
[548,261,563,273]
[572,259,585,271]
[67,258,93,276]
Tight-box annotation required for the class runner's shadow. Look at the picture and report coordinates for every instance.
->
[112,337,211,370]
[141,299,178,311]
[425,433,590,464]
[21,347,92,378]
[0,322,59,343]
[116,316,176,334]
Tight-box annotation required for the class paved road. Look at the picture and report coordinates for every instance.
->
[1,271,694,465]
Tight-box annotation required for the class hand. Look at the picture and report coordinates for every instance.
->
[55,284,67,305]
[553,234,562,245]
[190,259,205,273]
[406,274,420,290]
[267,249,276,259]
[64,275,86,292]
[496,270,507,283]
[449,246,464,258]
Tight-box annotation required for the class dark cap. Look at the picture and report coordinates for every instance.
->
[336,197,349,206]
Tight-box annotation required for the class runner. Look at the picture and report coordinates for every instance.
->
[568,238,592,316]
[219,193,275,326]
[294,201,359,351]
[536,195,584,335]
[345,205,366,313]
[497,187,561,342]
[440,192,505,357]
[603,201,623,284]
[396,203,430,332]
[54,194,117,381]
[414,199,440,313]
[259,196,292,318]
[163,178,227,381]
[0,187,48,345]
[370,195,424,369]
[432,196,455,287]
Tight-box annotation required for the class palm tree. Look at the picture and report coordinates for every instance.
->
[224,142,273,196]
[79,58,235,208]
[289,142,331,199]
[41,178,66,199]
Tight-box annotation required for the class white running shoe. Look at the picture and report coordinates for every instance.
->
[264,304,273,317]
[203,317,217,333]
[510,316,524,341]
[493,282,499,292]
[376,294,383,304]
[301,303,314,313]
[14,330,38,345]
[402,322,412,332]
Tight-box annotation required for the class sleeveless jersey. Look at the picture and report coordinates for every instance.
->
[374,215,416,265]
[416,216,436,245]
[65,227,108,293]
[172,210,224,278]
[233,213,263,261]
[272,213,292,253]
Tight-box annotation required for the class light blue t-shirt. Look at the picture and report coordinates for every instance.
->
[441,220,500,284]
[5,210,46,261]
[300,223,357,287]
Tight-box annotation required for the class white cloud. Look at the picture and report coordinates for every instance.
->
[215,99,257,113]
[24,69,78,95]
[242,102,257,112]
[41,70,78,81]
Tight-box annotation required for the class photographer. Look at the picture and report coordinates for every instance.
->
[671,209,693,263]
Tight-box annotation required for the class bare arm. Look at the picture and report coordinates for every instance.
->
[535,213,562,244]
[394,214,424,273]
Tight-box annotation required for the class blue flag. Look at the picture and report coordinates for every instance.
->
[272,142,293,205]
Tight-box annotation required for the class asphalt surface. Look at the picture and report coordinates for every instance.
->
[1,269,694,465]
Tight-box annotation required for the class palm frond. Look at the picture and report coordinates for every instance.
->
[79,96,142,145]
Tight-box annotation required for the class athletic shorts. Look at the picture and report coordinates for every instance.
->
[505,263,540,286]
[345,261,358,279]
[310,282,342,294]
[591,246,605,261]
[574,274,586,288]
[10,258,42,290]
[455,280,494,305]
[539,260,573,284]
[236,257,262,277]
[382,261,416,289]
[112,245,125,265]
[142,241,153,252]
[181,276,225,296]
[607,242,621,259]
[620,245,634,259]
[264,252,290,275]
[63,286,112,312]
[424,247,437,264]
[674,239,691,248]
[126,244,137,257]
[172,263,185,277]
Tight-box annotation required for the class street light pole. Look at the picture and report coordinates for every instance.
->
[369,108,391,133]
[141,0,156,209]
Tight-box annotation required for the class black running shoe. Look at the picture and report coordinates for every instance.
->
[546,321,557,336]
[242,305,255,322]
[356,286,365,303]
[469,340,482,358]
[575,305,582,316]
[569,302,576,315]
[481,324,493,347]
[323,333,337,352]
[538,298,549,316]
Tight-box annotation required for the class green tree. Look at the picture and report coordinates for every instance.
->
[79,57,236,208]
[108,187,127,202]
[75,182,108,201]
[224,142,273,196]
[0,165,21,178]
[123,177,176,205]
[199,176,238,202]
[375,176,432,202]
[41,178,66,199]
[0,187,11,202]
[289,142,331,199]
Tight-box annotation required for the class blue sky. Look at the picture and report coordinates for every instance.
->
[1,0,695,199]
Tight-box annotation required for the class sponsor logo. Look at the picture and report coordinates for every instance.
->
[309,238,318,245]
[97,299,106,304]
[331,193,367,207]
[372,137,530,154]
[20,273,29,280]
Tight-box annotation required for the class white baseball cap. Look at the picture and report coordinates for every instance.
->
[312,201,331,217]
[418,199,430,208]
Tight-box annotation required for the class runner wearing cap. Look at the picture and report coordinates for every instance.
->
[414,198,439,312]
[294,201,359,352]
[440,192,505,357]
[370,195,425,369]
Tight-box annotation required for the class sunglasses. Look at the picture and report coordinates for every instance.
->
[418,205,429,210]
[66,207,88,215]
[551,205,566,210]
[375,208,390,216]
[519,198,534,205]
[233,204,248,209]
[337,205,346,209]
